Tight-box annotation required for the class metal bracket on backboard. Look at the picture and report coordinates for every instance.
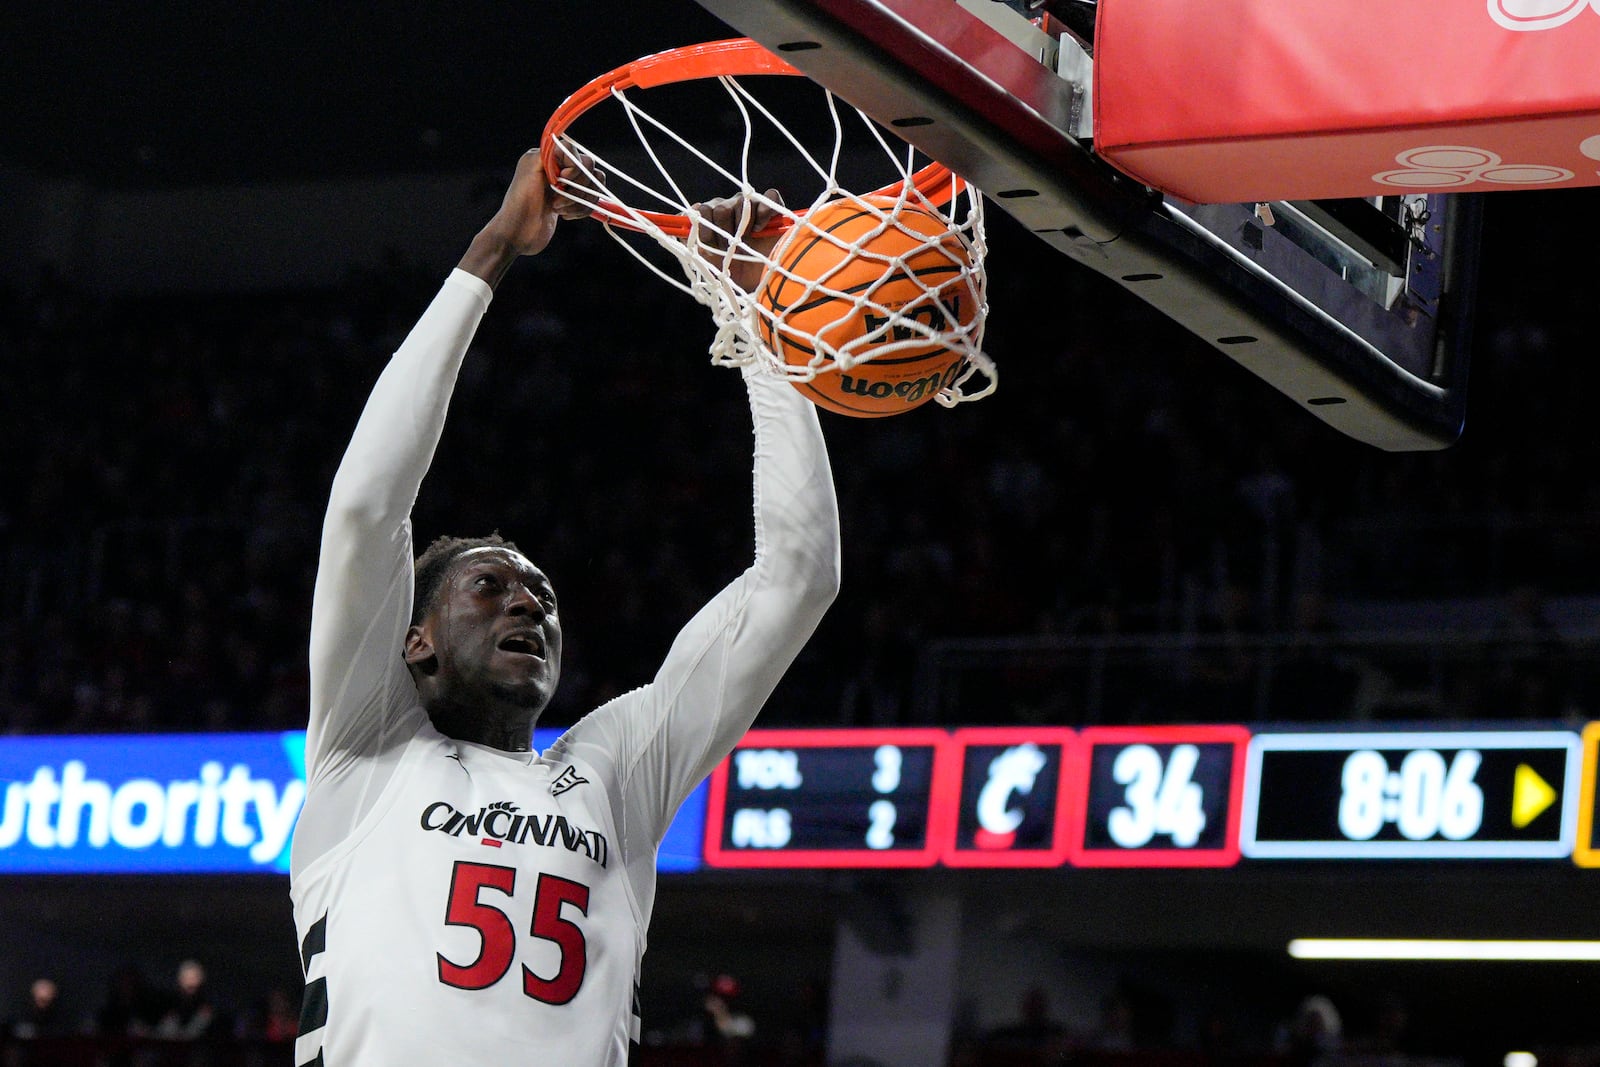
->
[952,0,1059,67]
[690,0,1479,450]
[1055,34,1094,142]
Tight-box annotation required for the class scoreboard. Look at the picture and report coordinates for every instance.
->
[703,729,954,867]
[5,723,1597,875]
[699,722,1600,870]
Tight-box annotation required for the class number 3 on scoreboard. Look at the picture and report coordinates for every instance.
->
[437,860,590,1004]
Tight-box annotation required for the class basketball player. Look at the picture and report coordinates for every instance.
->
[289,148,841,1066]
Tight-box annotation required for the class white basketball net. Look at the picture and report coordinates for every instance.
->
[548,72,996,408]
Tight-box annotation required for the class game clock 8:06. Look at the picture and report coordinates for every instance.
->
[1240,730,1580,860]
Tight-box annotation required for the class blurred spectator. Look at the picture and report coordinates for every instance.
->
[1347,992,1413,1055]
[698,973,756,1065]
[1275,994,1344,1066]
[1484,582,1575,719]
[669,972,756,1064]
[241,986,299,1045]
[94,964,162,1039]
[775,977,828,1067]
[154,959,221,1041]
[982,984,1071,1060]
[3,977,67,1042]
[836,600,914,726]
[1194,1006,1241,1059]
[1267,590,1363,721]
[1184,580,1264,720]
[1087,987,1137,1052]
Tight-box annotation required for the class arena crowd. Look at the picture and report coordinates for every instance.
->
[4,200,1598,741]
[3,188,1599,1066]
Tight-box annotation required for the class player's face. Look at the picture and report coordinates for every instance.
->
[428,548,564,713]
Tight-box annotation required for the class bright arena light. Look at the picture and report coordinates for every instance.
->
[1504,1053,1538,1067]
[1289,939,1600,961]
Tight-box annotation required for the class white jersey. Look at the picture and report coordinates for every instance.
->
[291,270,839,1067]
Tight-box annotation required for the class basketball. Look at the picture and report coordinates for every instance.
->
[756,195,980,418]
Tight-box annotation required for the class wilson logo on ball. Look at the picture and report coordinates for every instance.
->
[837,361,965,405]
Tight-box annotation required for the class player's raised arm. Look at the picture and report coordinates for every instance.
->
[305,150,590,774]
[458,149,596,289]
[683,193,842,721]
[552,193,843,841]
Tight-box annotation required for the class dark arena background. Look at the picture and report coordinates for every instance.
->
[4,4,1600,1066]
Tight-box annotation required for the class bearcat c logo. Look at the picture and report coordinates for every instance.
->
[973,743,1049,850]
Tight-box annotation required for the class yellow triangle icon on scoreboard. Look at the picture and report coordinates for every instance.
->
[1512,764,1557,828]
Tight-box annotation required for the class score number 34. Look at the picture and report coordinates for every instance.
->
[1109,745,1206,849]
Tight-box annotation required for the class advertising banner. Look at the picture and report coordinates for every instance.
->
[1095,0,1600,202]
[0,731,705,875]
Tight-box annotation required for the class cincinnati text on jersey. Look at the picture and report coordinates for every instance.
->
[419,800,609,867]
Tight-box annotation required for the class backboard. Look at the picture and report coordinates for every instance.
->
[688,0,1484,451]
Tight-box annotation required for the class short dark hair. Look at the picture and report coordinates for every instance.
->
[411,533,525,626]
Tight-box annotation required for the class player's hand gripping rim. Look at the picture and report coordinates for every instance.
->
[689,189,786,293]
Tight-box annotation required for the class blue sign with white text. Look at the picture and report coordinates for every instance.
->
[0,733,307,873]
[0,732,706,875]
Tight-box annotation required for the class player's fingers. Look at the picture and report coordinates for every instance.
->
[557,161,601,190]
[751,188,784,231]
[558,145,598,172]
[551,163,602,219]
[690,199,734,246]
[691,196,728,217]
[706,195,767,237]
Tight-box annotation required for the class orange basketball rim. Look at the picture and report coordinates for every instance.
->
[539,37,964,238]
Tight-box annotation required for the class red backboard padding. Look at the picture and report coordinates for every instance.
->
[1094,0,1600,202]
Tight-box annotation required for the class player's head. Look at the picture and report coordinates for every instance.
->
[404,534,564,733]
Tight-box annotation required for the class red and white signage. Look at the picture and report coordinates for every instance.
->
[1094,0,1600,202]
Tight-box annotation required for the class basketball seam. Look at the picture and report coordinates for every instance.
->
[761,207,882,313]
[754,197,975,418]
[762,205,963,313]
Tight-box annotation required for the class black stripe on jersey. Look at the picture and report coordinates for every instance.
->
[300,977,329,1034]
[301,914,327,971]
[630,980,642,1047]
[299,911,329,1066]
